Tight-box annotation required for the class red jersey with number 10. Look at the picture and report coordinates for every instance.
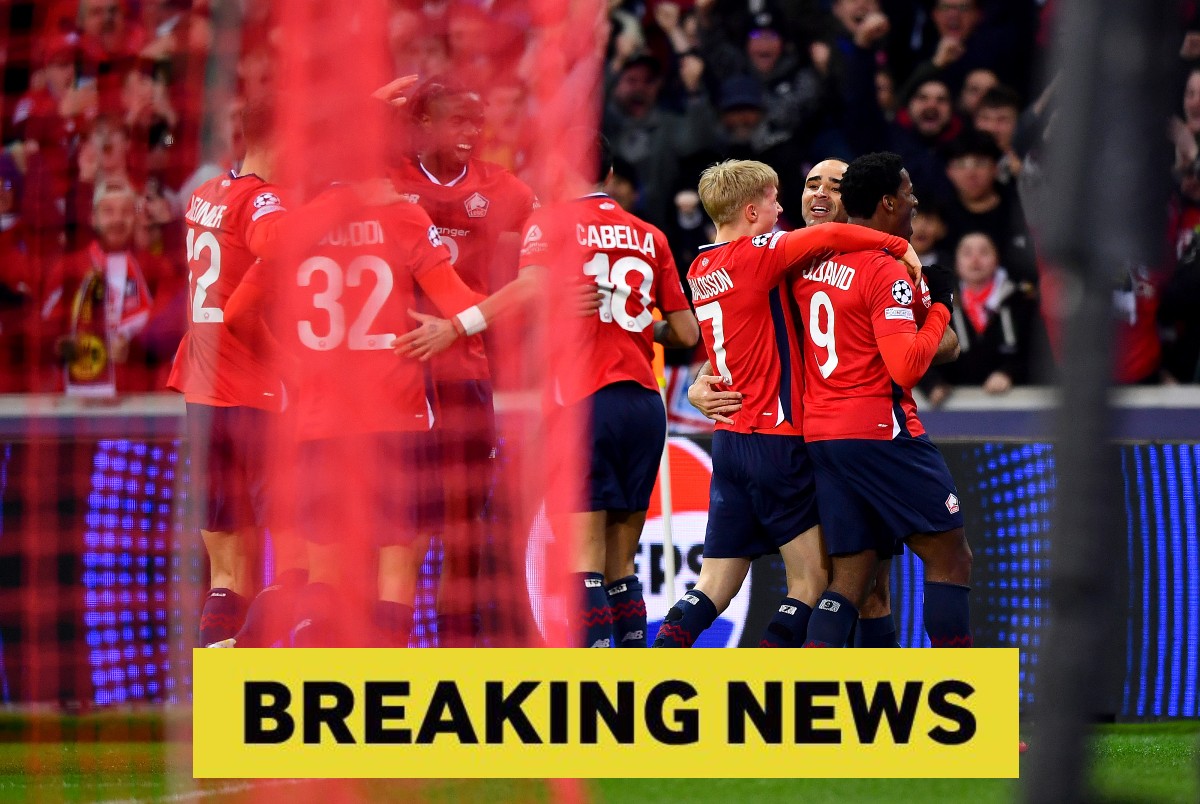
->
[792,248,926,441]
[519,194,690,406]
[685,225,909,435]
[168,173,288,409]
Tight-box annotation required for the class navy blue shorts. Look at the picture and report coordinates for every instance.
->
[586,382,666,512]
[807,435,964,557]
[431,379,496,521]
[186,403,273,532]
[705,430,820,559]
[297,431,438,547]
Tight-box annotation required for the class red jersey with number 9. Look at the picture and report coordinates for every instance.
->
[684,225,910,436]
[519,194,690,406]
[792,248,926,441]
[168,172,289,409]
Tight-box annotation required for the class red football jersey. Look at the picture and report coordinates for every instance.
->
[391,156,537,381]
[519,193,690,406]
[268,202,484,442]
[792,248,927,441]
[685,225,910,435]
[167,172,290,409]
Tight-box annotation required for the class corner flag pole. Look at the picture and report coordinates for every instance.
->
[652,335,677,605]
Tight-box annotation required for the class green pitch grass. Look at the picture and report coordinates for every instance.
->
[0,716,1194,803]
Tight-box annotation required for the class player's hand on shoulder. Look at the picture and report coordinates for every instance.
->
[922,262,956,315]
[352,177,404,207]
[688,373,742,425]
[392,309,459,362]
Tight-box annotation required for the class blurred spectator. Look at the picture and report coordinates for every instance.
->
[77,0,146,101]
[973,84,1023,183]
[911,202,950,267]
[888,76,960,206]
[903,0,1024,100]
[1159,218,1200,382]
[921,231,1042,404]
[0,153,38,392]
[665,187,713,301]
[41,180,182,392]
[941,129,1038,285]
[602,154,643,216]
[875,68,897,121]
[826,0,891,156]
[67,115,132,248]
[957,67,998,117]
[602,52,715,228]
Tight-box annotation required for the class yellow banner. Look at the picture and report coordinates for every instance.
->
[192,648,1019,779]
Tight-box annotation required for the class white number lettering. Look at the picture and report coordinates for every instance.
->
[296,255,397,351]
[186,227,223,323]
[695,300,731,382]
[809,291,838,378]
[582,252,654,331]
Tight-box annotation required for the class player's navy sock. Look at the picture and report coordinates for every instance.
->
[291,582,338,647]
[652,589,717,648]
[233,569,308,648]
[924,581,973,647]
[436,613,481,647]
[373,601,416,648]
[802,592,857,648]
[576,572,612,647]
[759,597,812,647]
[199,588,247,647]
[855,614,900,647]
[606,576,647,648]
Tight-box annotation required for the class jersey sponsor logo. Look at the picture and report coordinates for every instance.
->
[891,279,914,305]
[751,233,771,247]
[184,196,229,229]
[464,191,490,218]
[885,306,915,320]
[687,268,734,301]
[945,493,960,514]
[427,225,443,248]
[522,224,543,247]
[800,260,856,290]
[818,599,841,612]
[576,224,657,257]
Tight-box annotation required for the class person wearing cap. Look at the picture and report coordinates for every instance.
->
[0,153,37,392]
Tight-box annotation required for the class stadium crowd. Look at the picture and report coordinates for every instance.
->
[0,0,1198,401]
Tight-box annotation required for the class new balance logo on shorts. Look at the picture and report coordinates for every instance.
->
[818,599,841,613]
[779,604,797,615]
[946,493,960,514]
[607,583,628,596]
[584,578,603,588]
[621,631,644,642]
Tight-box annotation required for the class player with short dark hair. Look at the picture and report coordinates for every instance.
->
[651,159,921,649]
[792,151,973,649]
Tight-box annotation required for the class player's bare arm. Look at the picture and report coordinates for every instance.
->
[653,309,700,349]
[932,326,960,365]
[686,359,743,425]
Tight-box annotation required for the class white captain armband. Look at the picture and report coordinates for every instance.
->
[455,305,487,336]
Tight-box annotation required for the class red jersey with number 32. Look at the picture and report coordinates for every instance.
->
[269,202,483,442]
[391,156,536,381]
[168,172,287,409]
[792,248,926,441]
[686,225,909,435]
[520,194,689,406]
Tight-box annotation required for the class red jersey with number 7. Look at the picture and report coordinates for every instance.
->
[685,225,910,436]
[518,194,690,406]
[792,248,926,441]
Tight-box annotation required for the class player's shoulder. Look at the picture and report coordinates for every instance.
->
[379,198,436,228]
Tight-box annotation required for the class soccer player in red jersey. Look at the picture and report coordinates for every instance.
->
[168,101,396,647]
[792,151,973,649]
[519,134,699,648]
[651,159,920,649]
[390,77,539,646]
[226,180,530,647]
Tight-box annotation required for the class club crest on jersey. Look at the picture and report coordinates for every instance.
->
[253,192,280,209]
[945,493,960,514]
[427,225,443,248]
[891,279,914,306]
[464,191,489,218]
[751,233,772,247]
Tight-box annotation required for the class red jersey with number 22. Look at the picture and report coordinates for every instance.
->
[793,248,926,441]
[686,225,909,436]
[520,194,690,406]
